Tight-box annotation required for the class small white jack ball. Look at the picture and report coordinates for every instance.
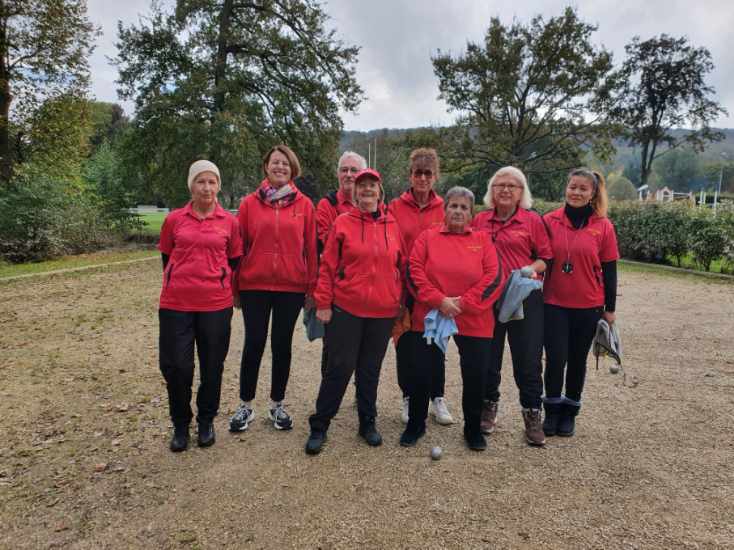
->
[430,446,442,460]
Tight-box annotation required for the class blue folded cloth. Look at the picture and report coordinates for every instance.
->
[423,309,458,354]
[302,307,325,341]
[496,270,543,324]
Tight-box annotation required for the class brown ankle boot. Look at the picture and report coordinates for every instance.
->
[522,408,546,446]
[480,400,498,434]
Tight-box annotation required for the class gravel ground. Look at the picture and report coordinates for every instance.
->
[1,261,733,549]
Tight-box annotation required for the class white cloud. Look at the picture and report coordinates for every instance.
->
[87,0,734,129]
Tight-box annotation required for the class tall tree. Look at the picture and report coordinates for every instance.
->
[431,8,616,200]
[0,0,97,184]
[115,0,363,207]
[609,35,728,187]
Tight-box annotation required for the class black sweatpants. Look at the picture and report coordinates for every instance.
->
[239,290,304,402]
[309,306,394,432]
[396,331,445,399]
[543,304,603,403]
[406,331,492,437]
[485,289,544,409]
[159,307,233,428]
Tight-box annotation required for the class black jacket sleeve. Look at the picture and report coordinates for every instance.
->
[161,253,169,269]
[601,260,617,312]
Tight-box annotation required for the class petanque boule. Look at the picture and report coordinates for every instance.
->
[430,446,442,460]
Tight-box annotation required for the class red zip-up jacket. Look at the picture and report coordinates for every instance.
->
[389,189,444,256]
[409,226,504,338]
[316,188,356,249]
[314,207,406,319]
[159,202,242,312]
[236,180,318,295]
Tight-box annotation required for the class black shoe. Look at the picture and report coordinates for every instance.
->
[358,417,383,447]
[465,431,487,451]
[170,426,189,452]
[557,403,581,437]
[197,422,216,447]
[399,425,425,447]
[305,430,327,455]
[542,402,562,437]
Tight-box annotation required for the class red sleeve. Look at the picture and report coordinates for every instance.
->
[158,213,174,255]
[316,199,336,246]
[314,224,340,309]
[228,216,243,259]
[530,212,553,261]
[238,197,249,255]
[459,235,504,315]
[599,219,620,263]
[408,231,446,309]
[303,200,318,295]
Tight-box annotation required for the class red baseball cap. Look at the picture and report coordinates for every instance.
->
[354,168,381,184]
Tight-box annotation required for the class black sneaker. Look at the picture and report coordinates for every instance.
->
[305,430,327,455]
[399,425,426,447]
[358,418,383,447]
[465,431,487,451]
[268,404,293,431]
[229,404,255,432]
[170,426,189,453]
[197,422,215,447]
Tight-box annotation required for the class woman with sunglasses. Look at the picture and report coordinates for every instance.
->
[389,148,453,426]
[542,168,619,437]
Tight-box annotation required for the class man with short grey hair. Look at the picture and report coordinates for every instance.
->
[315,151,366,251]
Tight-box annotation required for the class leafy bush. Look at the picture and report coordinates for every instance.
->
[687,204,733,271]
[0,173,139,263]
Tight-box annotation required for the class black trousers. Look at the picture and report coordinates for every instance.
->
[239,290,304,402]
[309,307,394,432]
[406,331,492,436]
[159,307,233,428]
[485,289,544,409]
[396,331,445,399]
[543,304,603,403]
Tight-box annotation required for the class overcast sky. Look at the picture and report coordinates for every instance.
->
[87,0,734,131]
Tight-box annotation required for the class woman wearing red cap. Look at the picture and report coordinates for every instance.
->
[389,148,454,426]
[542,168,619,437]
[305,169,405,455]
[229,145,318,433]
[158,160,242,452]
[401,186,504,451]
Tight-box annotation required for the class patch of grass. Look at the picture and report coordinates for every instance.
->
[620,259,734,284]
[666,253,731,274]
[0,248,158,279]
[135,212,168,236]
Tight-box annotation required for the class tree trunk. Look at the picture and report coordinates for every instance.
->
[0,17,13,185]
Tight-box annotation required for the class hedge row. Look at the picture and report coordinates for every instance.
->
[532,199,734,273]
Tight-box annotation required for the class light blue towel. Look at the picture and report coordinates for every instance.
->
[423,309,458,354]
[497,270,543,324]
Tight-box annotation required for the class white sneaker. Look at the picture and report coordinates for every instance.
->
[430,397,455,425]
[401,396,410,424]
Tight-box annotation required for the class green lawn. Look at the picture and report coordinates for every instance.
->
[0,248,158,279]
[136,211,168,236]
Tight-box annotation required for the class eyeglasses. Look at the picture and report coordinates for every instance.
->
[412,169,434,178]
[493,183,523,191]
[339,167,360,174]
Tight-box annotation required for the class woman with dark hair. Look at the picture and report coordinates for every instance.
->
[158,160,242,452]
[305,169,404,454]
[472,166,552,446]
[402,186,504,451]
[229,145,318,433]
[542,168,619,437]
[389,148,453,426]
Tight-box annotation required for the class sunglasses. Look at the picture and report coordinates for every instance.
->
[412,169,434,178]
